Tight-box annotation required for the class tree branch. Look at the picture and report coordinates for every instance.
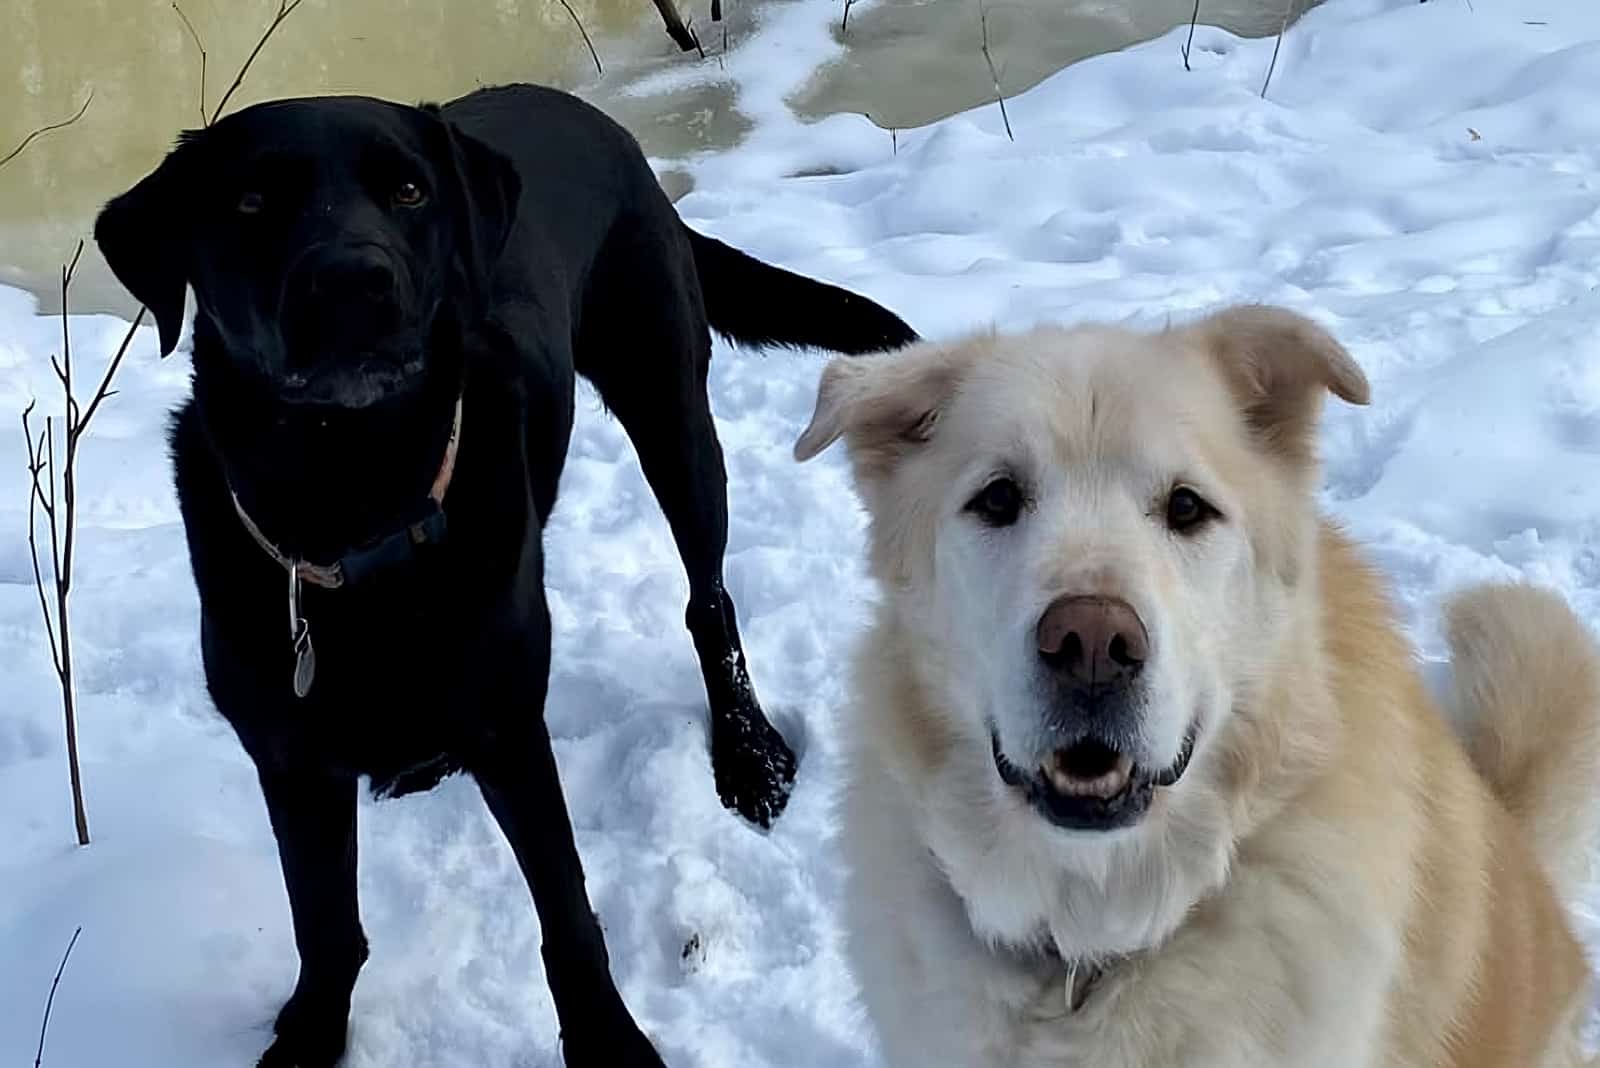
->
[33,927,83,1068]
[1182,0,1200,71]
[556,0,603,76]
[211,0,306,124]
[0,92,92,173]
[980,4,1014,142]
[1261,0,1296,98]
[650,0,703,53]
[172,2,209,125]
[22,408,63,679]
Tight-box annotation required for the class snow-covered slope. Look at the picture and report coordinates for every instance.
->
[4,1,1600,1064]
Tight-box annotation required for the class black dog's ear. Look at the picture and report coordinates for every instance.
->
[424,106,521,312]
[93,137,200,356]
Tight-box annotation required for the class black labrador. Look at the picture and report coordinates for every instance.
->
[94,83,915,1068]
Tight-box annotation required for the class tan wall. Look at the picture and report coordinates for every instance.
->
[0,0,642,312]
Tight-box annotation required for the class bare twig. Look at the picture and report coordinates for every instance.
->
[172,3,209,124]
[979,4,1014,142]
[33,927,83,1068]
[650,0,702,53]
[17,0,301,855]
[842,0,855,33]
[1182,0,1200,71]
[712,0,723,21]
[22,409,61,679]
[211,0,306,123]
[79,312,147,432]
[555,0,603,76]
[0,92,92,173]
[1260,0,1295,98]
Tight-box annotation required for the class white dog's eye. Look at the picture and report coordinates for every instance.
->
[1166,486,1220,534]
[965,477,1024,527]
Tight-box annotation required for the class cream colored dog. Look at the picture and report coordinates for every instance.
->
[795,305,1600,1067]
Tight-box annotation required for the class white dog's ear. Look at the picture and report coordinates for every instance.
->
[794,343,962,469]
[1191,304,1370,465]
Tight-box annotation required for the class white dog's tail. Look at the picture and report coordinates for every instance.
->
[1444,583,1600,905]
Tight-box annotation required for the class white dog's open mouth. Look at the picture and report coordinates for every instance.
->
[991,727,1198,831]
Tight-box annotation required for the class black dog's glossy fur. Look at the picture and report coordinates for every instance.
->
[94,84,915,1068]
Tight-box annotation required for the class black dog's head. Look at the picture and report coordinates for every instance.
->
[95,96,520,409]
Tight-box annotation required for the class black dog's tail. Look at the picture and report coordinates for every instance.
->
[685,227,919,355]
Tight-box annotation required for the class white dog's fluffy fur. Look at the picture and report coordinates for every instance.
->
[796,306,1600,1067]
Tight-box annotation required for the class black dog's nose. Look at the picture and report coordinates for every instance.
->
[1037,595,1148,689]
[311,250,398,305]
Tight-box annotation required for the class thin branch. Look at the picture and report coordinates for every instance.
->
[77,311,146,433]
[556,0,603,76]
[711,0,723,21]
[842,0,855,33]
[0,92,93,173]
[1260,0,1295,98]
[649,0,702,53]
[980,4,1014,142]
[45,418,62,610]
[211,0,306,124]
[172,2,209,125]
[22,408,63,678]
[1182,0,1200,71]
[33,927,83,1068]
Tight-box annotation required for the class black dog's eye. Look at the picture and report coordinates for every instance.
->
[966,478,1024,527]
[393,181,427,208]
[237,191,265,215]
[1166,486,1220,534]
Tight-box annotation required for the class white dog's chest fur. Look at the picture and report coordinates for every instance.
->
[839,725,1388,1068]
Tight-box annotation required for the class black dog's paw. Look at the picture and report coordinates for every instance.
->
[711,708,798,830]
[256,990,350,1068]
[562,1024,668,1068]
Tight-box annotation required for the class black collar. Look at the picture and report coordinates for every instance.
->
[229,395,463,589]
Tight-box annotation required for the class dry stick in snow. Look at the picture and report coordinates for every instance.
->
[556,0,603,76]
[1182,0,1200,71]
[980,4,1014,142]
[32,926,83,1068]
[18,0,299,851]
[1260,0,1296,98]
[22,246,147,848]
[0,92,92,172]
[842,0,854,34]
[651,0,702,53]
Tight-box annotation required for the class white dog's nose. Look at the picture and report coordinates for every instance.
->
[1037,595,1148,690]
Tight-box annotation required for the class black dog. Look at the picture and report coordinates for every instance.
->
[94,83,915,1068]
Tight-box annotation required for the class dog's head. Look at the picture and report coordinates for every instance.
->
[94,96,519,409]
[798,306,1368,837]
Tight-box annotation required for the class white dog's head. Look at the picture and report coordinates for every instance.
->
[797,306,1368,842]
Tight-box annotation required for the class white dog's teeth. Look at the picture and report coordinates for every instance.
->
[1043,754,1134,798]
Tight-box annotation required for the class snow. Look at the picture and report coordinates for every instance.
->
[5,0,1600,1063]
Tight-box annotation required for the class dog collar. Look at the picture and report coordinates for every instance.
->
[229,394,463,591]
[229,395,462,699]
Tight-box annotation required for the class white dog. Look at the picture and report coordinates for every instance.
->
[796,305,1600,1067]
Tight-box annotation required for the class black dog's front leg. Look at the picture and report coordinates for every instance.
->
[473,718,666,1068]
[254,765,369,1068]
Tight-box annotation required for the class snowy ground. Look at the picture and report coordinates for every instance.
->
[5,0,1600,1064]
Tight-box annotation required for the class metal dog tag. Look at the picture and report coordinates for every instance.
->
[288,566,316,698]
[292,620,316,698]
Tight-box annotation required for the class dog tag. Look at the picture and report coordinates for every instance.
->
[292,619,316,698]
[288,565,315,698]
